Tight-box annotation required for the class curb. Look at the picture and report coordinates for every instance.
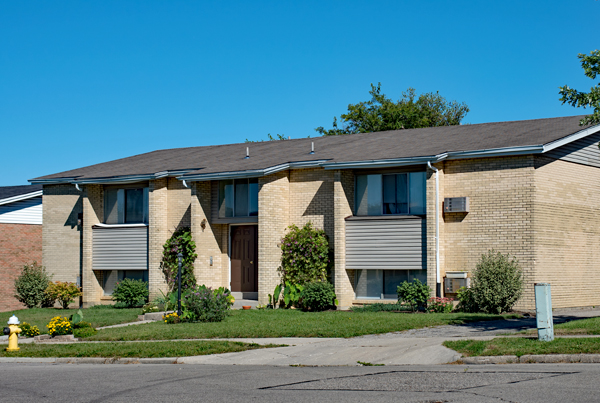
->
[461,354,600,364]
[0,357,179,364]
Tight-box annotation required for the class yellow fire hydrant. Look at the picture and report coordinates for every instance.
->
[5,315,21,352]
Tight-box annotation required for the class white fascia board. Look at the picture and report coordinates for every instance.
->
[321,156,437,170]
[0,191,43,206]
[29,178,77,185]
[179,160,328,182]
[445,145,545,160]
[72,170,195,185]
[542,123,600,153]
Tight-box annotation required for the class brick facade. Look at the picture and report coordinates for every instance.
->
[0,223,42,311]
[39,154,600,310]
[532,156,600,309]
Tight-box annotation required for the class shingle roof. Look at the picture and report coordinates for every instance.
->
[31,115,593,183]
[0,184,43,200]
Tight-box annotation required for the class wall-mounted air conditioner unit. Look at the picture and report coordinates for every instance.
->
[444,197,469,213]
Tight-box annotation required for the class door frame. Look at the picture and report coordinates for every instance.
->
[228,223,258,293]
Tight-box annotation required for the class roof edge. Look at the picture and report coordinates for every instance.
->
[179,160,329,182]
[0,190,43,206]
[542,123,600,153]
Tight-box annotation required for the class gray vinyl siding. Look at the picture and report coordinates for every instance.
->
[345,217,426,270]
[545,132,600,168]
[92,226,148,270]
[0,196,42,225]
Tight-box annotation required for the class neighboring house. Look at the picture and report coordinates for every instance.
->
[30,115,600,310]
[0,184,43,311]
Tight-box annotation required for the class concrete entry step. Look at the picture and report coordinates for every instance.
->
[231,292,258,300]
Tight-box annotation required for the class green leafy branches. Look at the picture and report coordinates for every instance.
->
[161,227,198,292]
[316,83,470,136]
[278,222,331,286]
[559,49,600,126]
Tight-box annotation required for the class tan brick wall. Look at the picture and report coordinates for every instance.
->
[42,185,82,285]
[191,181,227,289]
[440,156,536,309]
[148,178,169,298]
[82,184,104,305]
[333,170,355,307]
[289,169,334,240]
[533,156,600,309]
[167,178,191,230]
[258,171,290,304]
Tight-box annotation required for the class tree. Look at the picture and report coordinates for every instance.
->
[559,49,600,126]
[245,133,287,143]
[315,83,470,136]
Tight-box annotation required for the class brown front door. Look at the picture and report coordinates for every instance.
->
[230,225,258,292]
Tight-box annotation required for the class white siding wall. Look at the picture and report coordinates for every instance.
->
[0,196,42,224]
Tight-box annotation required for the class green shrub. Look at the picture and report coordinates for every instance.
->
[181,285,232,322]
[300,281,337,311]
[46,281,82,309]
[278,222,330,285]
[161,227,198,292]
[467,250,523,314]
[397,279,431,312]
[456,286,477,313]
[73,321,97,338]
[350,303,409,312]
[426,297,454,313]
[112,279,149,308]
[14,262,54,308]
[19,322,40,338]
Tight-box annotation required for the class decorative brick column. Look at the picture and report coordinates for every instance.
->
[258,171,290,304]
[333,170,355,308]
[82,184,104,306]
[148,178,169,299]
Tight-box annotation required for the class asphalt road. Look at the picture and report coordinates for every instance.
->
[2,363,600,403]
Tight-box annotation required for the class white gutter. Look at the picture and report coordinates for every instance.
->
[427,161,441,298]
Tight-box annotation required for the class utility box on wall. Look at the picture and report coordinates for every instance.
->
[444,197,469,213]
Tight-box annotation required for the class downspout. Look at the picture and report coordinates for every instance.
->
[427,161,441,298]
[73,182,83,308]
[182,179,189,188]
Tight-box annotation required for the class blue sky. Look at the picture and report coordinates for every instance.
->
[1,1,598,186]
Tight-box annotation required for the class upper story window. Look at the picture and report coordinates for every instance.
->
[104,188,149,224]
[218,178,258,218]
[355,172,426,216]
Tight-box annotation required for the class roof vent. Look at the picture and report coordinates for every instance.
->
[444,197,469,213]
[309,141,315,155]
[245,147,249,159]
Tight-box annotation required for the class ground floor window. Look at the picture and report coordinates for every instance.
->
[102,270,148,296]
[355,269,427,299]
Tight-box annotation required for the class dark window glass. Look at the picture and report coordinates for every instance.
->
[396,174,409,214]
[383,175,396,214]
[249,178,258,216]
[125,189,144,223]
[235,180,249,217]
[219,180,234,218]
[105,189,119,224]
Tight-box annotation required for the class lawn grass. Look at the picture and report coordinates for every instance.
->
[0,340,277,358]
[520,316,600,336]
[1,307,140,333]
[86,309,519,341]
[444,337,600,357]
